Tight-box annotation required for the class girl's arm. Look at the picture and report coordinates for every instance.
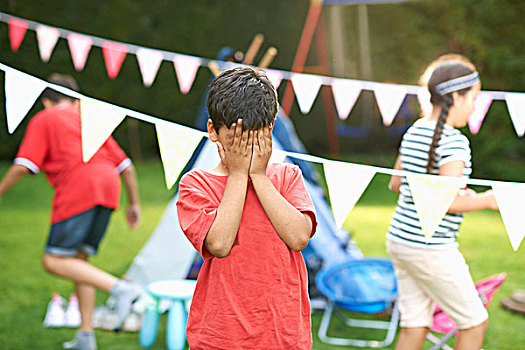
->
[389,154,402,194]
[440,160,498,214]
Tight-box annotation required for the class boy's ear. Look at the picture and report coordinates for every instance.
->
[207,119,218,142]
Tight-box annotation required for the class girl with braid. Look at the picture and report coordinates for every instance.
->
[386,55,499,350]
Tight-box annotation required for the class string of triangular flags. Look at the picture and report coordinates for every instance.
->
[1,62,523,251]
[2,12,524,136]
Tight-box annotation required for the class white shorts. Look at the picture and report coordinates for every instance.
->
[387,240,488,329]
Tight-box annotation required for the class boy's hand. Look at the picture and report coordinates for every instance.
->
[126,203,141,229]
[249,124,272,177]
[217,119,253,176]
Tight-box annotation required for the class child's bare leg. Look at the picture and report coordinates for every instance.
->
[395,327,429,350]
[74,252,96,332]
[42,253,117,292]
[454,319,488,350]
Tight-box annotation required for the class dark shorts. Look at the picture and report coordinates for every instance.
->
[45,205,113,257]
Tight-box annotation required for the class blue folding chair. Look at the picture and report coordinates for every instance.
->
[315,258,399,348]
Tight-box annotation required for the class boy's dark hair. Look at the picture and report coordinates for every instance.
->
[207,67,278,132]
[41,73,79,103]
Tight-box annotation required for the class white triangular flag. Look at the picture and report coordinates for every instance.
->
[155,120,203,189]
[505,92,525,137]
[374,84,407,126]
[35,25,60,62]
[291,73,323,114]
[407,174,465,238]
[417,88,432,118]
[323,161,376,228]
[173,55,201,94]
[5,69,48,133]
[67,33,92,71]
[136,48,164,87]
[331,79,362,120]
[492,182,525,251]
[270,148,287,164]
[80,99,126,162]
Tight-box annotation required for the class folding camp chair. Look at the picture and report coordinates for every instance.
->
[315,258,399,348]
[426,272,507,350]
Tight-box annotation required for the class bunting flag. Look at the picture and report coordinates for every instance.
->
[173,55,201,94]
[155,120,204,189]
[406,174,465,238]
[468,92,493,134]
[331,79,362,120]
[4,69,47,134]
[80,99,126,162]
[291,73,322,114]
[505,92,525,137]
[67,33,93,71]
[102,41,128,79]
[492,183,525,251]
[374,84,407,126]
[417,88,433,118]
[8,18,28,52]
[265,69,284,89]
[136,48,164,87]
[323,161,376,228]
[35,25,60,62]
[270,148,287,164]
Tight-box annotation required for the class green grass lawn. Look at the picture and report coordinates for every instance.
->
[0,161,523,349]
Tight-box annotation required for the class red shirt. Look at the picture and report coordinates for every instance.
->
[177,163,317,350]
[15,104,130,224]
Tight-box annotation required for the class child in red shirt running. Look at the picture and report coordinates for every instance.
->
[177,67,317,349]
[0,74,140,350]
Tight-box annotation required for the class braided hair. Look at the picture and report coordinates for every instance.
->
[425,62,476,174]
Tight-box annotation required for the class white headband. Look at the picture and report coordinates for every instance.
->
[435,71,480,95]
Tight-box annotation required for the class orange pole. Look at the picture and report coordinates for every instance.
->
[281,0,324,116]
[316,12,340,156]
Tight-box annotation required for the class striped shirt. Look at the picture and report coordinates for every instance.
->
[386,119,472,248]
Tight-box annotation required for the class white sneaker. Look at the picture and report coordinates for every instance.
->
[44,293,66,327]
[65,294,81,327]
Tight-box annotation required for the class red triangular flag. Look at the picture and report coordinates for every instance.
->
[102,41,128,79]
[8,18,28,52]
[67,33,93,71]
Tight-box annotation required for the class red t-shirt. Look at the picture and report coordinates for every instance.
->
[177,163,317,350]
[15,103,130,224]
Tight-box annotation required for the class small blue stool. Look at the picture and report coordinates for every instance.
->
[139,280,197,350]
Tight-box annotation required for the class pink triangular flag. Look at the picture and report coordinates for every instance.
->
[417,88,433,118]
[331,79,362,120]
[67,33,93,71]
[8,18,28,52]
[173,55,201,94]
[36,25,60,62]
[374,84,407,126]
[102,41,128,79]
[505,92,525,137]
[492,182,525,251]
[265,69,284,89]
[291,73,322,114]
[468,92,493,134]
[136,48,164,87]
[4,69,48,134]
